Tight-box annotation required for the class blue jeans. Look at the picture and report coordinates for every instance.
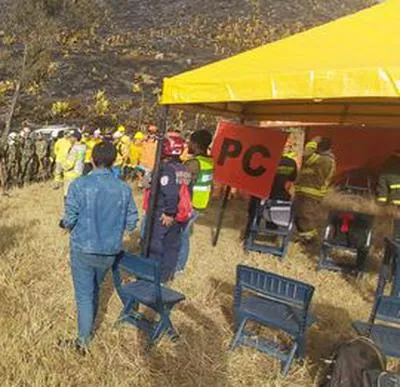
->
[176,211,199,272]
[70,249,116,346]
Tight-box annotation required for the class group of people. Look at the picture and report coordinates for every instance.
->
[60,127,214,351]
[0,127,52,193]
[50,124,163,197]
[0,123,163,197]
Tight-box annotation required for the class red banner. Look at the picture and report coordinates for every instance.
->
[211,121,288,199]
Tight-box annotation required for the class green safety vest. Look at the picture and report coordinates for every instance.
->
[192,155,214,210]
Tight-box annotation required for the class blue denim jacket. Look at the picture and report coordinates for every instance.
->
[63,169,138,255]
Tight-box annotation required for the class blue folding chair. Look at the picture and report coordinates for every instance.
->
[378,238,400,298]
[318,210,374,277]
[353,238,400,358]
[230,265,317,376]
[112,252,185,345]
[246,200,294,259]
[353,296,400,359]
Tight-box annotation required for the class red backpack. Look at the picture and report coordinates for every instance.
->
[143,178,192,224]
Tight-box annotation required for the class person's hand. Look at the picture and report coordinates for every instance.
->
[160,213,174,227]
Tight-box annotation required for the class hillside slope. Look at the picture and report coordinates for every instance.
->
[1,0,375,128]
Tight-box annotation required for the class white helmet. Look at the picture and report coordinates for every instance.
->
[8,132,17,139]
[94,129,102,138]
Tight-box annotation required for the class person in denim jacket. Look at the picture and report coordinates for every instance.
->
[61,141,138,352]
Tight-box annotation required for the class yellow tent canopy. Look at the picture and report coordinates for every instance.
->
[161,0,400,127]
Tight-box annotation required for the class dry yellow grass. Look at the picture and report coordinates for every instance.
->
[0,183,399,386]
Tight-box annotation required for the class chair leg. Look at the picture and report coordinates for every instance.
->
[318,245,328,270]
[165,315,179,341]
[281,341,298,376]
[295,334,306,359]
[230,318,247,350]
[149,317,168,345]
[120,297,139,320]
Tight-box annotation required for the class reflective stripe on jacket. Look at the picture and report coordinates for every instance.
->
[377,154,400,205]
[295,142,336,200]
[192,155,214,210]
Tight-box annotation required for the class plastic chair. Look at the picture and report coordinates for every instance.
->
[245,200,294,259]
[230,265,317,376]
[353,295,400,359]
[318,211,374,277]
[112,252,185,345]
[376,238,400,298]
[339,168,374,196]
[353,239,400,358]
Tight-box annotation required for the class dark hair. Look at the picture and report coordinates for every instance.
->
[190,130,213,150]
[92,142,117,168]
[58,131,64,139]
[318,137,332,152]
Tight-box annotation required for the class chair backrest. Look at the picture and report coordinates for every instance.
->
[119,252,162,302]
[374,238,400,302]
[327,210,374,248]
[328,211,374,230]
[372,296,400,325]
[236,265,314,324]
[263,200,293,228]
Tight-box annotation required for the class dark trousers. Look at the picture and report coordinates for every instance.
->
[293,195,322,234]
[150,216,181,282]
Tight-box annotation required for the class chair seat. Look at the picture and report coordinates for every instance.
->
[323,241,359,252]
[255,226,292,237]
[377,297,400,324]
[239,295,317,336]
[353,321,400,358]
[121,280,185,307]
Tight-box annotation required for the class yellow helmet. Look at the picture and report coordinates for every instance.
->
[134,131,145,140]
[117,124,126,133]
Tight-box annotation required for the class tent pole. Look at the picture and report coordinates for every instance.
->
[143,106,169,257]
[212,185,231,247]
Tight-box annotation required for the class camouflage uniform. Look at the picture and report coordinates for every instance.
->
[35,136,50,180]
[20,135,37,185]
[0,138,7,194]
[5,139,21,188]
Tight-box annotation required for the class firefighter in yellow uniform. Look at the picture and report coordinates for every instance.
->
[377,150,400,242]
[129,131,144,167]
[377,150,400,206]
[112,125,131,179]
[82,132,101,175]
[63,130,86,197]
[294,137,336,241]
[127,131,145,181]
[53,131,71,189]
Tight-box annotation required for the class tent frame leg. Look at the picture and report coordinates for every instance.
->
[212,185,231,246]
[143,106,169,257]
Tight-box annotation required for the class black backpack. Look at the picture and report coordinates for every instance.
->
[318,337,387,387]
